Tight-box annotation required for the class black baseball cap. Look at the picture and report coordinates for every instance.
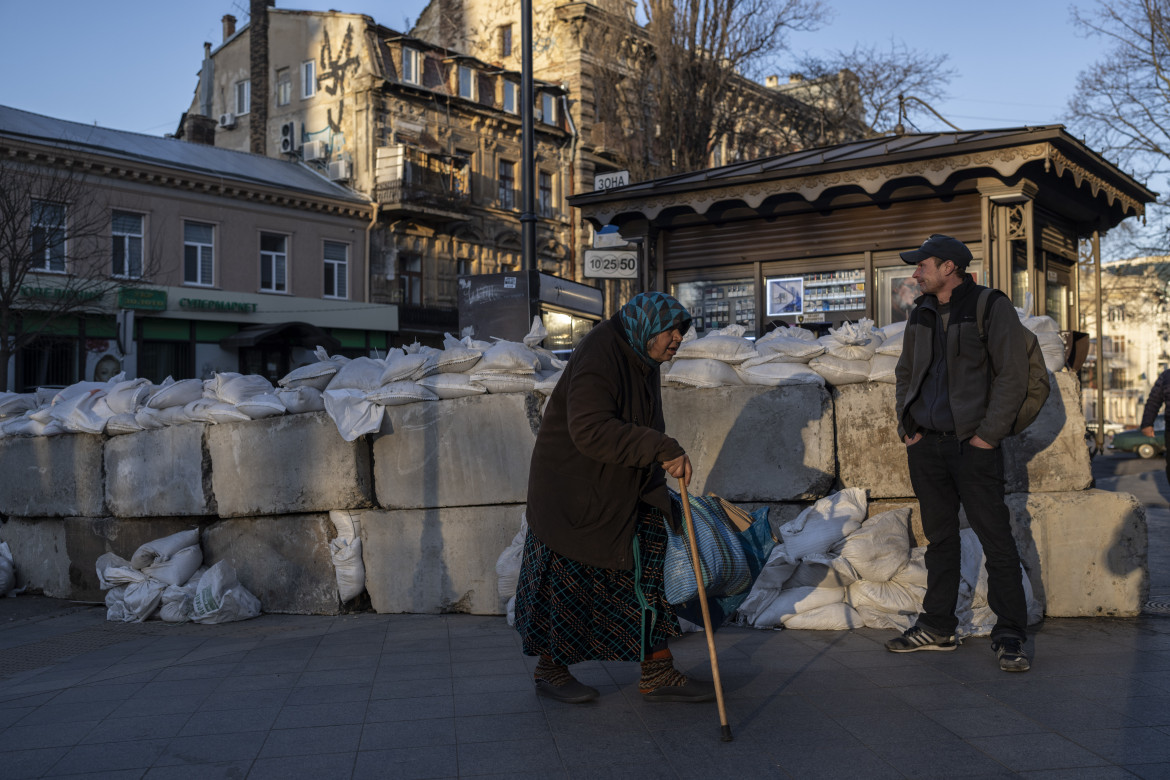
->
[900,234,973,268]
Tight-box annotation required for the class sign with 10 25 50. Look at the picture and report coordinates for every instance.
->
[583,249,638,279]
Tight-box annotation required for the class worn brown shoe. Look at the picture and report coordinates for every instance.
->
[641,676,716,703]
[535,677,599,703]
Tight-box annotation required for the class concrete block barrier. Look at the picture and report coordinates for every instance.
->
[663,384,835,502]
[207,411,373,518]
[0,435,105,517]
[202,513,340,615]
[105,425,215,517]
[360,504,524,615]
[373,394,539,509]
[0,517,69,598]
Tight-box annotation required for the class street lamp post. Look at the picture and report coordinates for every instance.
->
[520,0,536,271]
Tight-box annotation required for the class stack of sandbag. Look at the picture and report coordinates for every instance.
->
[735,489,1042,636]
[731,325,825,387]
[95,529,261,624]
[664,325,755,388]
[808,319,884,386]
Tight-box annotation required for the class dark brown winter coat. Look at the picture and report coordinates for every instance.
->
[525,314,684,570]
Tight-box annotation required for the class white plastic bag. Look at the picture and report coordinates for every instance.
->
[192,561,262,624]
[496,513,529,603]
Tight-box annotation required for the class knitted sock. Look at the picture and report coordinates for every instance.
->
[534,655,574,687]
[639,647,687,693]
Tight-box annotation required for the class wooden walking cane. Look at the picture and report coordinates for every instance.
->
[678,477,733,742]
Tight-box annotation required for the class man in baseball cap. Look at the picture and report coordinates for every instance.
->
[899,234,973,268]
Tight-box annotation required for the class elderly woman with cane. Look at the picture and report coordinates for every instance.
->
[514,291,715,704]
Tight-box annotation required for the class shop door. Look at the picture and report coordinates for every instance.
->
[240,345,290,385]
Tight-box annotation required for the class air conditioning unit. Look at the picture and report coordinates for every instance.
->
[302,139,328,161]
[327,160,352,181]
[218,112,236,129]
[279,121,298,154]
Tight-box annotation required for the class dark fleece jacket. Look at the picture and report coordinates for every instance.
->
[525,314,684,570]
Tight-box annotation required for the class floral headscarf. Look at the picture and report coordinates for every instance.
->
[618,291,691,364]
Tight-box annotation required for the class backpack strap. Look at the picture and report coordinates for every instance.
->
[975,287,1007,343]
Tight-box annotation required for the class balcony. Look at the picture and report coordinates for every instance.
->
[375,180,470,222]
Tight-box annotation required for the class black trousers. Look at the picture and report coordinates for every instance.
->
[906,432,1028,641]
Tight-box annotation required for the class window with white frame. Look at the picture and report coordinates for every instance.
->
[503,81,518,114]
[31,199,66,272]
[301,60,316,98]
[111,211,143,278]
[260,232,287,293]
[276,68,291,106]
[183,221,214,286]
[540,93,556,125]
[402,48,420,85]
[235,79,251,115]
[323,240,348,299]
[458,65,475,100]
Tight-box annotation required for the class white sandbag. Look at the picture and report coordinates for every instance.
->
[673,325,758,364]
[330,510,365,603]
[365,381,437,406]
[180,398,222,424]
[782,552,859,589]
[875,323,905,356]
[158,566,207,623]
[147,378,204,409]
[131,529,201,568]
[470,372,537,394]
[522,315,549,348]
[751,585,846,628]
[855,605,915,632]
[326,357,389,393]
[1,415,53,437]
[741,337,825,366]
[779,488,867,564]
[507,594,517,626]
[157,404,196,426]
[379,350,432,384]
[417,373,488,400]
[781,600,864,630]
[819,319,884,361]
[664,358,744,388]
[846,578,923,616]
[0,392,37,417]
[205,373,275,404]
[117,577,168,622]
[0,541,15,597]
[191,560,262,624]
[477,341,541,372]
[838,506,911,583]
[1035,331,1066,373]
[438,332,485,373]
[201,401,251,424]
[496,513,529,601]
[534,369,563,393]
[52,387,110,434]
[736,361,825,387]
[103,412,143,436]
[103,379,153,415]
[323,388,385,442]
[808,355,871,385]
[235,393,286,420]
[96,552,144,589]
[279,361,341,391]
[275,386,326,414]
[141,545,202,588]
[134,407,166,430]
[751,544,797,591]
[105,585,129,622]
[869,354,899,384]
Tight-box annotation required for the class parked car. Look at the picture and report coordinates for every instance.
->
[1086,420,1127,438]
[1109,415,1166,459]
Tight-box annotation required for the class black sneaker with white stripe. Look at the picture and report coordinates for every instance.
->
[991,636,1031,672]
[885,624,958,653]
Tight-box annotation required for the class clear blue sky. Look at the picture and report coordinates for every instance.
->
[1,1,1112,142]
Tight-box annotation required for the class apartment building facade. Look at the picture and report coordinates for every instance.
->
[0,104,391,391]
[179,7,576,343]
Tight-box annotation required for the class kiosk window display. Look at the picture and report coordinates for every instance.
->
[766,270,865,322]
[670,279,755,335]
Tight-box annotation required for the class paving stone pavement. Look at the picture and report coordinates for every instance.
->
[2,455,1169,779]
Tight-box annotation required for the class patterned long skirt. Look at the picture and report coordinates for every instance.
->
[515,503,681,665]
